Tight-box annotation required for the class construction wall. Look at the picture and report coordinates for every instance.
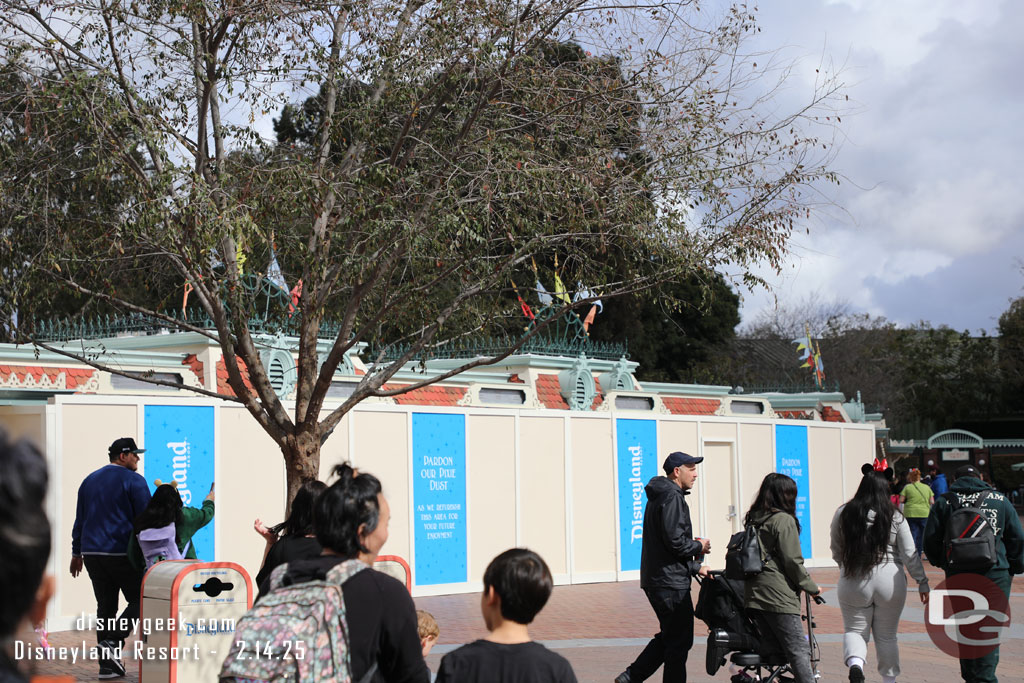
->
[1,396,874,628]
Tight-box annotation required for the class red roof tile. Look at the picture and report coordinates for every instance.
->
[216,357,253,397]
[821,406,846,423]
[662,397,720,415]
[535,373,569,410]
[384,383,467,406]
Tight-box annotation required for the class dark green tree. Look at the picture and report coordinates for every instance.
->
[590,272,740,383]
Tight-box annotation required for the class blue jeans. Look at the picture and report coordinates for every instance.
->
[907,516,927,555]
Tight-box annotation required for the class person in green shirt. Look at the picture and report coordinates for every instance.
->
[898,468,933,557]
[127,482,215,571]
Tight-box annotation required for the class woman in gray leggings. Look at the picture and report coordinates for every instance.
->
[830,472,929,683]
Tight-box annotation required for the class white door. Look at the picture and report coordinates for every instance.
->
[699,441,739,570]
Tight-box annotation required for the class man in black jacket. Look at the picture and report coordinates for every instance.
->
[616,452,711,683]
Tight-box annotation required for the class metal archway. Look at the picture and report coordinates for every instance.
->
[926,429,984,450]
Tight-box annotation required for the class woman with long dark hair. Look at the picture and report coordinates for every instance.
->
[128,482,215,570]
[742,473,820,683]
[253,478,327,592]
[830,472,928,683]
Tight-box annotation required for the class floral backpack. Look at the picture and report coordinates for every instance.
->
[219,558,374,683]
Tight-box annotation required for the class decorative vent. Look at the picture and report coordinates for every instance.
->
[598,356,634,394]
[267,356,287,392]
[558,355,596,411]
[258,334,297,400]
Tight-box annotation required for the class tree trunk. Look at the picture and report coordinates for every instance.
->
[283,428,322,506]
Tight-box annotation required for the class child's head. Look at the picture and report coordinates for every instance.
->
[481,548,552,628]
[416,610,439,656]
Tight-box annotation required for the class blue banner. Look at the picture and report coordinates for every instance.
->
[144,405,216,560]
[775,424,811,558]
[616,418,658,572]
[412,413,467,585]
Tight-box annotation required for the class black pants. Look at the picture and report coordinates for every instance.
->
[957,570,1011,683]
[83,555,143,645]
[627,587,695,682]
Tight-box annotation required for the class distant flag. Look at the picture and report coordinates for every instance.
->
[792,336,812,364]
[510,282,535,321]
[812,338,826,388]
[552,255,570,304]
[794,324,825,388]
[182,282,193,313]
[266,249,288,293]
[574,282,603,334]
[288,279,303,316]
[552,271,570,304]
[530,256,553,306]
[573,282,603,313]
[535,280,553,306]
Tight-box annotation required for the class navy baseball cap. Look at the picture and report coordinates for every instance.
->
[663,451,703,472]
[109,437,145,457]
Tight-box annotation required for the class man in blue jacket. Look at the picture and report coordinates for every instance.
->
[616,451,711,683]
[929,466,949,496]
[71,437,152,679]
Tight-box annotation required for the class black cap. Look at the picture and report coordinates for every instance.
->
[663,451,703,473]
[955,465,981,480]
[109,437,145,457]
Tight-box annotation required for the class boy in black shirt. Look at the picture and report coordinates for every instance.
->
[436,548,577,683]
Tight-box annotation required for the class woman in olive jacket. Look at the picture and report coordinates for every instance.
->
[742,473,820,683]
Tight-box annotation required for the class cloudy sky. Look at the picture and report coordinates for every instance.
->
[728,0,1024,333]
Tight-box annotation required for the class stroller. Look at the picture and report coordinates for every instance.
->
[696,571,822,682]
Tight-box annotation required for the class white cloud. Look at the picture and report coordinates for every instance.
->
[730,0,1024,333]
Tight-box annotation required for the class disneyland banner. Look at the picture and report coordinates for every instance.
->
[412,412,468,586]
[143,405,216,560]
[616,418,658,572]
[775,424,812,558]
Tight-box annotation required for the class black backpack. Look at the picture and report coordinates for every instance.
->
[944,490,997,572]
[725,524,766,580]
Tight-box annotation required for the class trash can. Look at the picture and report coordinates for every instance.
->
[139,560,253,682]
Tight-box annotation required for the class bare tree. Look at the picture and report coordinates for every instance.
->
[0,0,845,499]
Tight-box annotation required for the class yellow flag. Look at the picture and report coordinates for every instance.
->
[553,272,570,304]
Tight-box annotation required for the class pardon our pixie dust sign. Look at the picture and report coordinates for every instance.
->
[144,405,216,560]
[775,424,812,558]
[616,418,657,572]
[412,413,467,586]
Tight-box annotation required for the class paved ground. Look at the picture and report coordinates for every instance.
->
[21,566,1024,681]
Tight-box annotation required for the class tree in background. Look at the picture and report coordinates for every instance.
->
[998,297,1024,414]
[0,0,845,498]
[590,271,740,383]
